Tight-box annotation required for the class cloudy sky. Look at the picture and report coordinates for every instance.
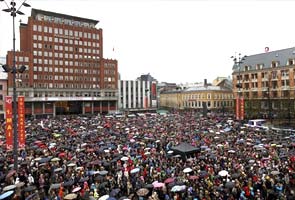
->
[0,0,295,84]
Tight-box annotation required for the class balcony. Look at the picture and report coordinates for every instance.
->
[251,88,258,91]
[281,86,290,90]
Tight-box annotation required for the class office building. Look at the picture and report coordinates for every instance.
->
[5,9,118,117]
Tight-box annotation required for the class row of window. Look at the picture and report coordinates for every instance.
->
[184,100,233,108]
[32,24,99,40]
[33,74,100,81]
[183,93,233,100]
[32,51,100,61]
[33,57,100,67]
[32,35,100,48]
[32,66,101,74]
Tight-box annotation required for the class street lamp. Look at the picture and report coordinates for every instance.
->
[1,0,30,171]
[231,53,247,120]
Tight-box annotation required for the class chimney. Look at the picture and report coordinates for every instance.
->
[204,79,207,86]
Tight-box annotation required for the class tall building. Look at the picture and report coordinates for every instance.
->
[232,47,295,121]
[5,9,118,117]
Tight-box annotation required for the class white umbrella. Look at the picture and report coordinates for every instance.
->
[183,167,193,173]
[167,150,174,154]
[121,156,129,161]
[218,170,228,177]
[130,168,140,174]
[171,185,186,192]
[98,195,109,200]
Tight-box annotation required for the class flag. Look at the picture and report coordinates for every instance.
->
[265,47,269,53]
[5,96,13,150]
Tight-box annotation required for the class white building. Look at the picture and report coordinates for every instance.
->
[118,80,157,112]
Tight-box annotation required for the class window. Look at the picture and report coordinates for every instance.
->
[44,26,48,32]
[48,27,52,33]
[38,25,42,32]
[33,35,37,40]
[33,25,37,31]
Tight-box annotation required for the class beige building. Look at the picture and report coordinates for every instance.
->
[160,79,234,112]
[232,47,295,121]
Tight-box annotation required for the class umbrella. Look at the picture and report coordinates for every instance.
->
[130,168,140,174]
[98,170,108,176]
[231,173,240,179]
[153,182,165,188]
[15,182,25,188]
[94,175,104,181]
[144,184,154,189]
[110,188,120,197]
[79,177,89,183]
[64,193,78,200]
[271,170,280,175]
[188,175,198,180]
[225,181,235,189]
[137,188,149,197]
[183,167,193,173]
[50,183,61,190]
[51,157,61,162]
[218,170,228,177]
[2,184,16,192]
[107,197,117,200]
[0,191,14,200]
[63,180,75,187]
[25,192,38,200]
[67,163,76,167]
[39,157,51,163]
[199,170,208,178]
[6,170,16,179]
[99,195,110,200]
[54,168,63,173]
[23,185,36,192]
[72,186,81,193]
[164,177,175,184]
[171,185,186,192]
[120,156,129,161]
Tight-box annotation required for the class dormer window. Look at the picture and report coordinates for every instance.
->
[288,59,294,66]
[271,61,279,68]
[244,66,249,71]
[256,64,264,70]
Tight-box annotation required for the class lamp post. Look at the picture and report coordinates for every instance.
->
[231,53,247,120]
[1,0,30,171]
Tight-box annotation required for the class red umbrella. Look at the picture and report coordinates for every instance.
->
[58,152,66,157]
[164,177,175,184]
[188,175,199,180]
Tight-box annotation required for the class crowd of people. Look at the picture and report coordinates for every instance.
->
[0,111,295,200]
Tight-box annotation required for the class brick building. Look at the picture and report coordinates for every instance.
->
[232,47,295,121]
[5,9,118,117]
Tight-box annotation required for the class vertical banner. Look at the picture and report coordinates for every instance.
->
[144,96,148,109]
[236,97,240,120]
[151,83,156,98]
[5,96,13,150]
[18,96,25,149]
[240,97,245,120]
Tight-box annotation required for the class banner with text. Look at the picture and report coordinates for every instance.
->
[240,97,245,120]
[235,97,240,120]
[18,96,25,149]
[5,96,13,150]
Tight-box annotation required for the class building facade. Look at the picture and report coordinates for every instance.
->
[118,79,157,112]
[160,80,234,112]
[232,47,295,121]
[0,73,8,120]
[5,9,118,117]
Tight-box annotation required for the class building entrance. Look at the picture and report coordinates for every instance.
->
[55,101,82,115]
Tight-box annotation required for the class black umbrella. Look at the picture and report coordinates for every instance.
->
[110,188,120,197]
[79,177,89,183]
[23,185,36,192]
[225,181,235,189]
[144,184,154,189]
[63,179,75,187]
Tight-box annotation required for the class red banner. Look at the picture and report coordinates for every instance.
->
[145,96,148,109]
[151,83,156,97]
[5,96,13,150]
[236,97,240,120]
[240,97,245,120]
[18,96,25,149]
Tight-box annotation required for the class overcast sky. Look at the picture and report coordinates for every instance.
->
[1,0,295,84]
